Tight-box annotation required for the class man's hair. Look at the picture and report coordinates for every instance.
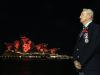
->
[83,8,94,20]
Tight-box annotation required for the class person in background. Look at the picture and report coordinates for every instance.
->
[73,8,100,75]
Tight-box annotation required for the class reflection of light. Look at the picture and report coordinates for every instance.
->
[29,56,32,58]
[50,55,57,58]
[19,56,22,59]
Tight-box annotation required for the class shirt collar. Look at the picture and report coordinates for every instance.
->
[84,20,92,28]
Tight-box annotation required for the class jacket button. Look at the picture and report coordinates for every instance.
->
[77,56,80,58]
[76,48,79,51]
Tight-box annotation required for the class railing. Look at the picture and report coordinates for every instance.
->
[0,52,73,60]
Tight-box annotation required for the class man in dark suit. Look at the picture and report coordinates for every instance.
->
[73,8,100,75]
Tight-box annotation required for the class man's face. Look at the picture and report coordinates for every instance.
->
[79,11,90,24]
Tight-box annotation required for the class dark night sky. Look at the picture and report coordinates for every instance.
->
[0,0,100,53]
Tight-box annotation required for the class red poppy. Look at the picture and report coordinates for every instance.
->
[82,28,88,33]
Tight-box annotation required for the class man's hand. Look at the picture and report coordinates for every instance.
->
[74,60,82,70]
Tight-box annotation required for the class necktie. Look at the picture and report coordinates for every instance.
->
[80,26,88,37]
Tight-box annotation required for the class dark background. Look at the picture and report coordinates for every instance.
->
[0,0,100,54]
[0,0,100,75]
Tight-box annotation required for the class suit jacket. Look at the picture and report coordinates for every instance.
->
[73,22,100,75]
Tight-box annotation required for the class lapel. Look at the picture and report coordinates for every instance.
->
[78,22,94,42]
[87,22,94,41]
